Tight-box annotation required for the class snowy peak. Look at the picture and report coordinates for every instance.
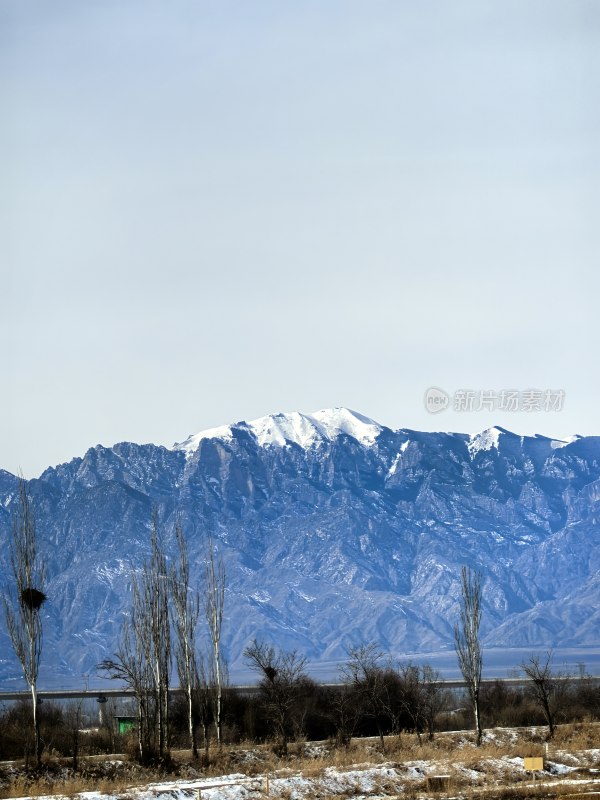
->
[173,423,235,454]
[3,416,600,687]
[550,434,583,449]
[174,412,581,462]
[173,407,384,455]
[467,426,514,457]
[310,408,384,445]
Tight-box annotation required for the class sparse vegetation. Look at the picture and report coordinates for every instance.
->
[2,494,600,800]
[2,479,46,768]
[455,565,484,746]
[1,721,600,799]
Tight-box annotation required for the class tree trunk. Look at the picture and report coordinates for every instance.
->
[72,731,79,771]
[203,722,209,764]
[474,694,482,746]
[137,698,144,764]
[215,667,222,748]
[31,682,41,769]
[542,695,555,739]
[188,688,198,758]
[378,723,385,753]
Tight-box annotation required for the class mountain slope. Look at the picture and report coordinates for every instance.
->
[1,409,599,687]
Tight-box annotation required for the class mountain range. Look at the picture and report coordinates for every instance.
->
[1,407,599,688]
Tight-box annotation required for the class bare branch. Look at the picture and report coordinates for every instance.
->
[454,565,483,745]
[521,651,568,740]
[170,519,201,757]
[2,478,45,766]
[204,537,226,748]
[244,639,310,755]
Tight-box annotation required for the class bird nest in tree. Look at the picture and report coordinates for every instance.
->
[21,588,47,610]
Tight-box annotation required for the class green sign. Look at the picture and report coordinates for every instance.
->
[116,717,137,735]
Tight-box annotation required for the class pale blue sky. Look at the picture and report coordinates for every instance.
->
[2,1,599,477]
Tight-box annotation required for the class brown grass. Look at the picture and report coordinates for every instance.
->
[2,723,600,799]
[0,774,138,799]
[0,762,149,800]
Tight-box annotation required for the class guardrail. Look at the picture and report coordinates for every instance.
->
[0,675,594,702]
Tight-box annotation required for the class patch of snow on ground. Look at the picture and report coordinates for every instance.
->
[303,744,327,758]
[402,759,435,777]
[8,731,600,800]
[481,728,519,746]
[454,765,485,783]
[554,751,582,766]
[546,761,579,776]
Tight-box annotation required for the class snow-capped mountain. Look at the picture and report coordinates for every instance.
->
[173,408,384,453]
[1,408,599,687]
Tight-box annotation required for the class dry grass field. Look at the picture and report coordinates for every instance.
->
[1,723,600,800]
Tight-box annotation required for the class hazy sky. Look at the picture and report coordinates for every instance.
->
[2,1,599,478]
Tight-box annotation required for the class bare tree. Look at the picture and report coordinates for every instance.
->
[521,651,567,740]
[397,663,425,743]
[454,565,483,745]
[204,537,225,748]
[342,643,397,751]
[2,479,46,767]
[97,696,117,754]
[135,512,171,761]
[244,639,310,756]
[326,683,360,748]
[196,652,214,762]
[98,611,155,763]
[420,664,447,741]
[396,663,447,743]
[170,519,201,757]
[63,699,84,770]
[99,511,171,764]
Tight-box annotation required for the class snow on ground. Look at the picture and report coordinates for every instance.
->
[6,754,600,800]
[481,728,519,745]
[5,729,600,800]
